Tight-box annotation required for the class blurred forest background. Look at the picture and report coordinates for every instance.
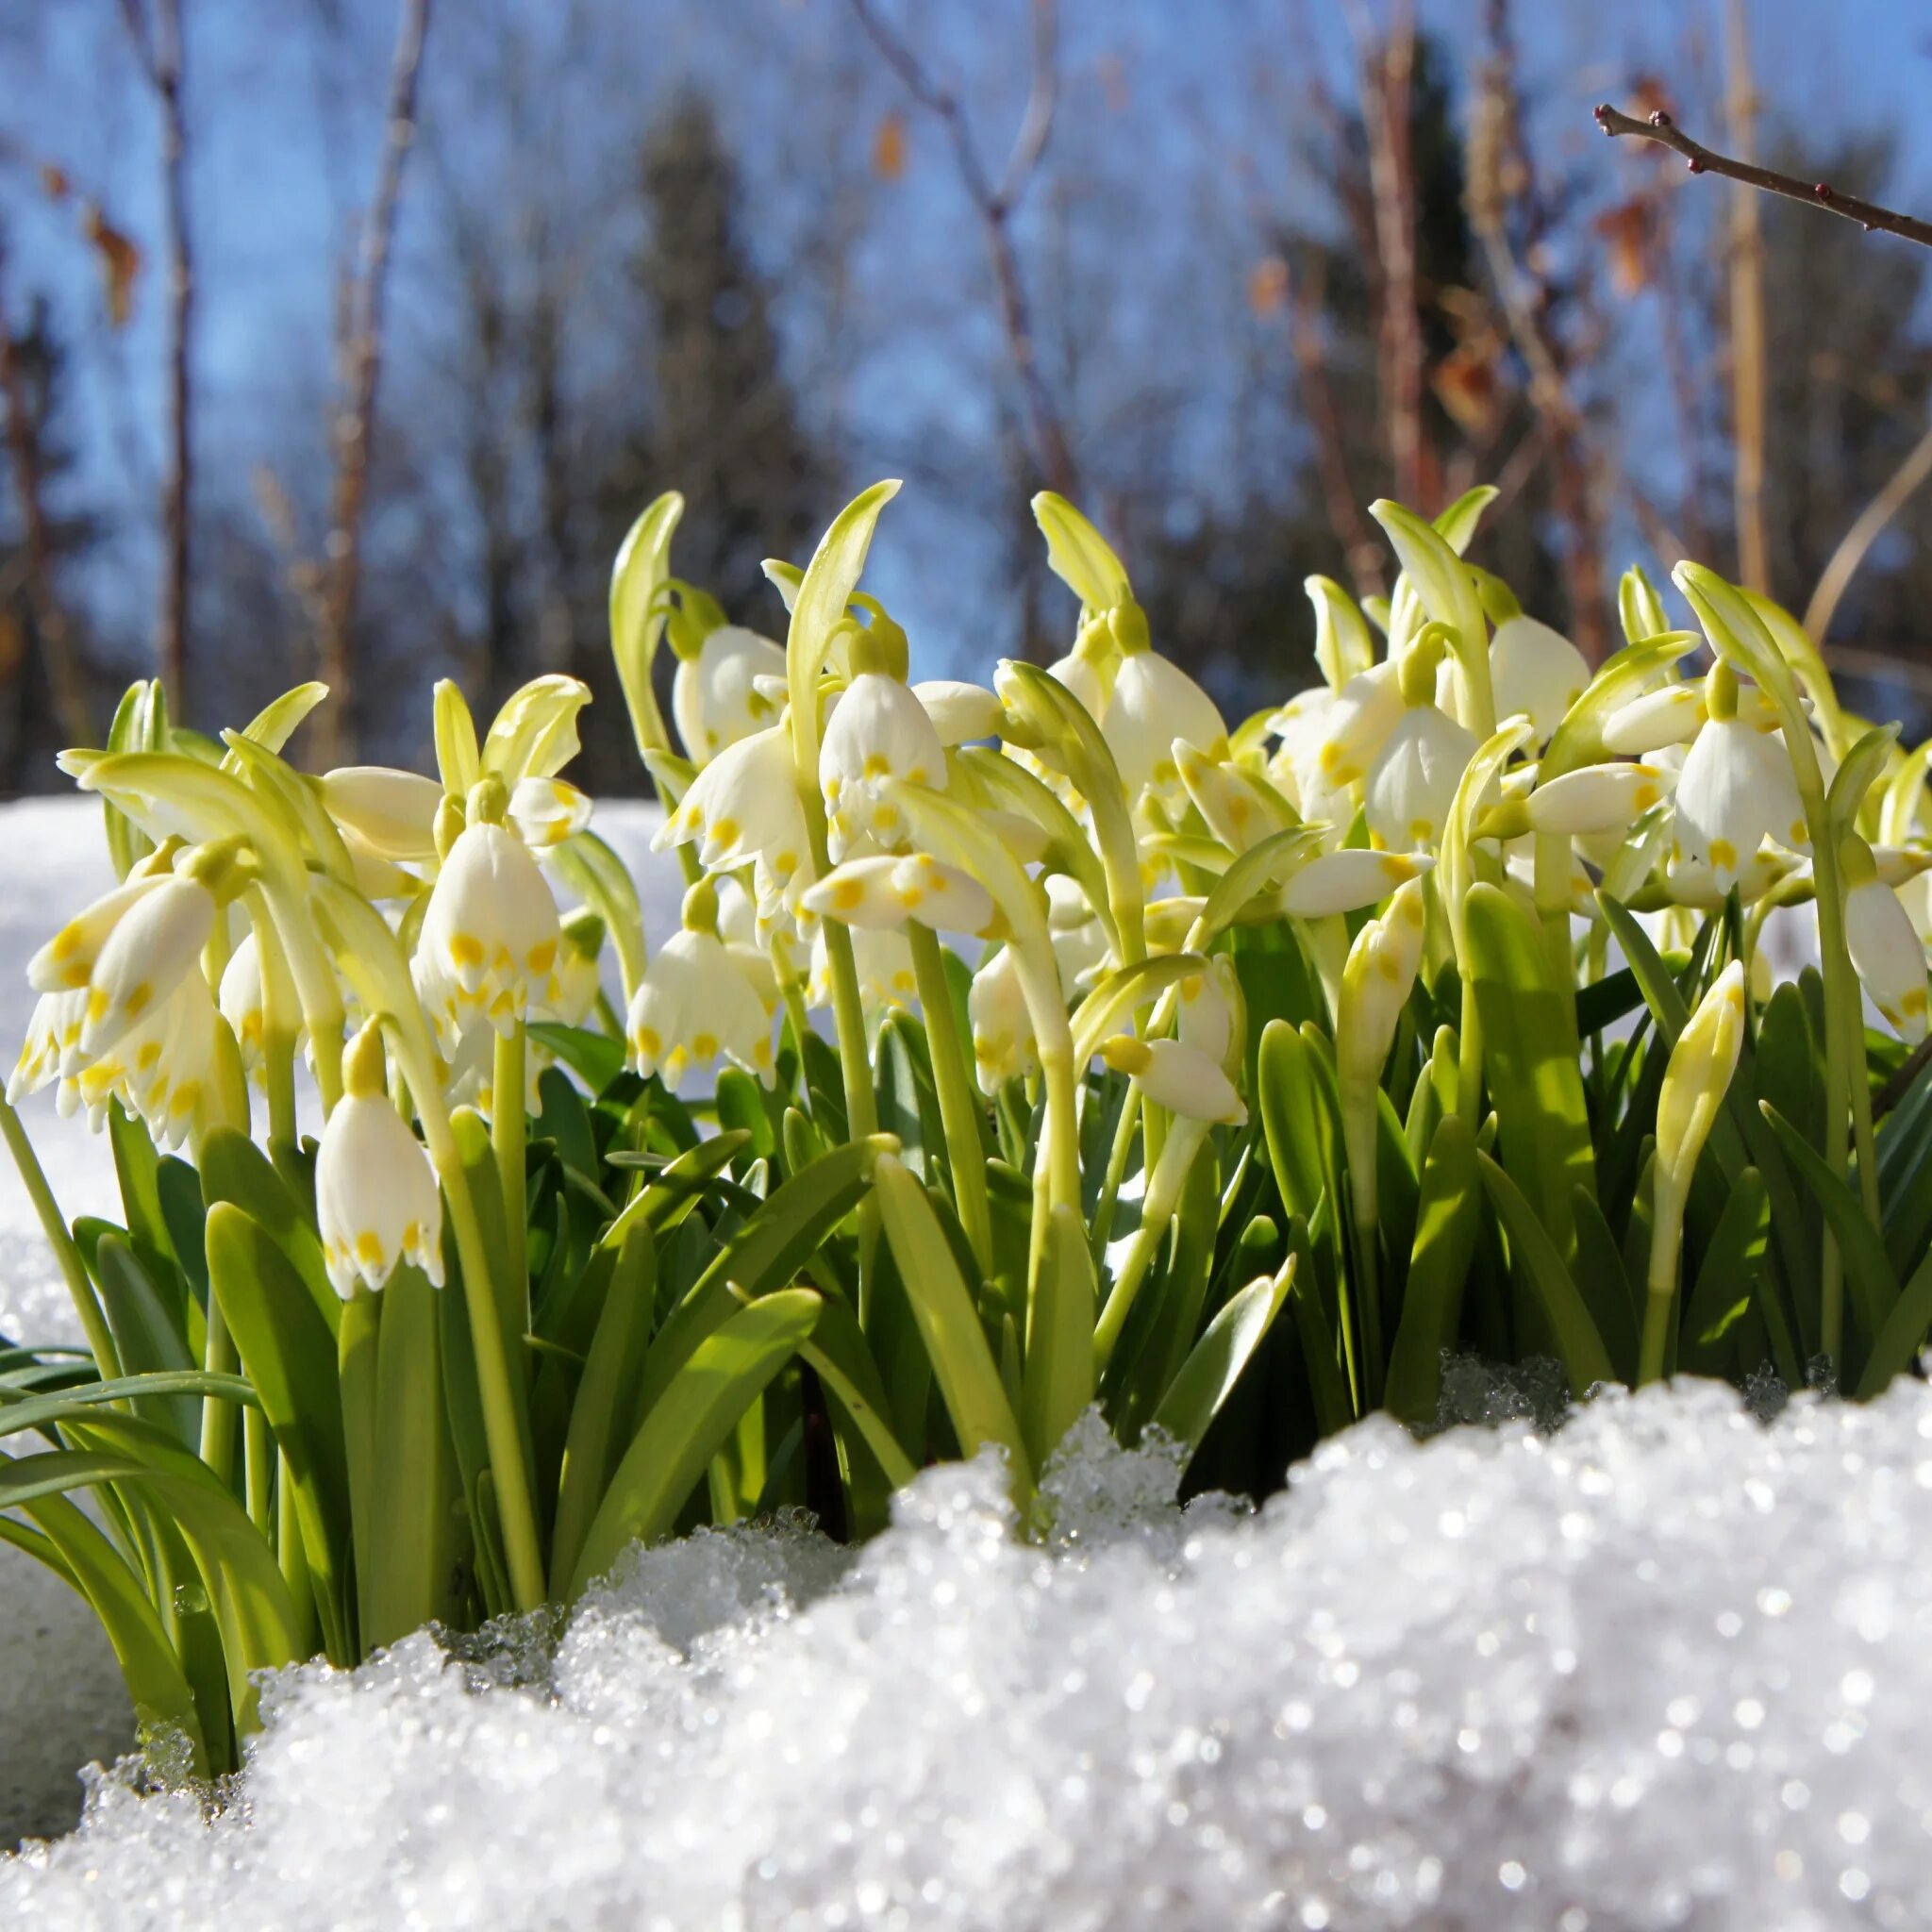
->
[1,0,1930,791]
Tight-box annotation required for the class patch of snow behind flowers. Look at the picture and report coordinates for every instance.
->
[8,1383,1932,1929]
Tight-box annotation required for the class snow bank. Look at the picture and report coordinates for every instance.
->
[6,1384,1932,1930]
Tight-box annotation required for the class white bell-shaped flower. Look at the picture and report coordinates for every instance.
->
[74,872,218,1060]
[803,853,996,936]
[808,924,919,1024]
[672,625,787,764]
[9,987,86,1112]
[1672,716,1806,890]
[1601,685,1706,756]
[1524,761,1669,836]
[1365,706,1478,850]
[507,775,593,851]
[218,930,267,1074]
[1845,873,1929,1042]
[1103,652,1227,805]
[317,1022,444,1297]
[912,679,1005,745]
[1045,874,1110,993]
[655,724,809,886]
[1177,958,1239,1064]
[27,874,168,995]
[76,974,220,1148]
[1490,615,1589,744]
[1176,740,1291,855]
[415,812,562,1045]
[1046,649,1108,722]
[1311,661,1403,791]
[321,766,444,863]
[1338,877,1426,1090]
[969,944,1037,1093]
[626,883,774,1090]
[1101,1034,1245,1126]
[1278,849,1433,918]
[821,672,947,859]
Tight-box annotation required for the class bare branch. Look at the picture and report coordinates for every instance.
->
[312,0,434,768]
[1594,102,1932,252]
[0,243,94,748]
[848,0,1078,511]
[1802,413,1932,645]
[121,0,193,715]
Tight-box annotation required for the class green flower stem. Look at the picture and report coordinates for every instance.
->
[1532,831,1575,997]
[908,922,992,1274]
[1093,1121,1203,1371]
[1640,1191,1685,1386]
[1091,1083,1142,1262]
[198,1291,239,1490]
[492,1024,529,1318]
[276,1447,317,1655]
[244,1407,274,1535]
[262,883,346,1114]
[265,1036,299,1146]
[0,1094,121,1382]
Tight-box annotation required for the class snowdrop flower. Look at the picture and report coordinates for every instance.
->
[1843,852,1929,1041]
[969,944,1036,1092]
[75,974,221,1148]
[1278,849,1433,918]
[8,987,86,1112]
[1177,957,1240,1064]
[77,871,218,1058]
[672,625,786,763]
[1656,961,1747,1201]
[316,1020,444,1297]
[803,853,996,935]
[1176,740,1291,854]
[218,930,267,1074]
[1046,648,1109,722]
[415,790,563,1046]
[1103,649,1227,805]
[1524,761,1669,836]
[626,881,774,1089]
[1100,1035,1245,1126]
[1313,661,1403,790]
[507,776,593,851]
[1338,875,1426,1089]
[536,910,607,1030]
[1365,705,1477,850]
[809,924,919,1024]
[821,670,946,859]
[1489,615,1589,744]
[1660,850,1792,911]
[1672,690,1807,890]
[1601,685,1706,757]
[27,873,169,995]
[655,724,808,886]
[912,679,1004,745]
[1046,874,1109,993]
[320,766,444,863]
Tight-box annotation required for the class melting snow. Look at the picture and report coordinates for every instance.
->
[5,1387,1932,1928]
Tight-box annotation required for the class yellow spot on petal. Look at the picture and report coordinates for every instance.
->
[449,934,486,969]
[633,1024,661,1058]
[833,877,866,911]
[86,988,109,1024]
[1708,839,1737,872]
[527,940,557,974]
[137,1042,161,1072]
[124,982,152,1020]
[862,753,891,778]
[1789,820,1808,846]
[1380,855,1414,882]
[355,1231,386,1266]
[692,1032,719,1059]
[711,817,741,848]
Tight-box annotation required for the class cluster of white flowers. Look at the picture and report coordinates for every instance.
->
[13,483,1932,1311]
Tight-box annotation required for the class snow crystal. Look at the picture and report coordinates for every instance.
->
[6,1379,1932,1928]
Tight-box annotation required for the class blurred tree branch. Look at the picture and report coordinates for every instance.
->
[1593,104,1932,253]
[0,241,93,747]
[1804,413,1932,645]
[312,0,433,767]
[119,0,193,716]
[848,0,1079,506]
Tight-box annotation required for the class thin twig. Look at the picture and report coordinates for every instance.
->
[0,243,93,750]
[121,0,193,717]
[1722,0,1770,592]
[313,0,433,768]
[849,0,1078,506]
[1802,414,1932,646]
[1594,102,1932,252]
[1344,0,1424,507]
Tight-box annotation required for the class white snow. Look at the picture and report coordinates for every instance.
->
[6,800,1930,1926]
[1,1386,1931,1928]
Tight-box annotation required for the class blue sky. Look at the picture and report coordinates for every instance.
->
[3,0,1931,702]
